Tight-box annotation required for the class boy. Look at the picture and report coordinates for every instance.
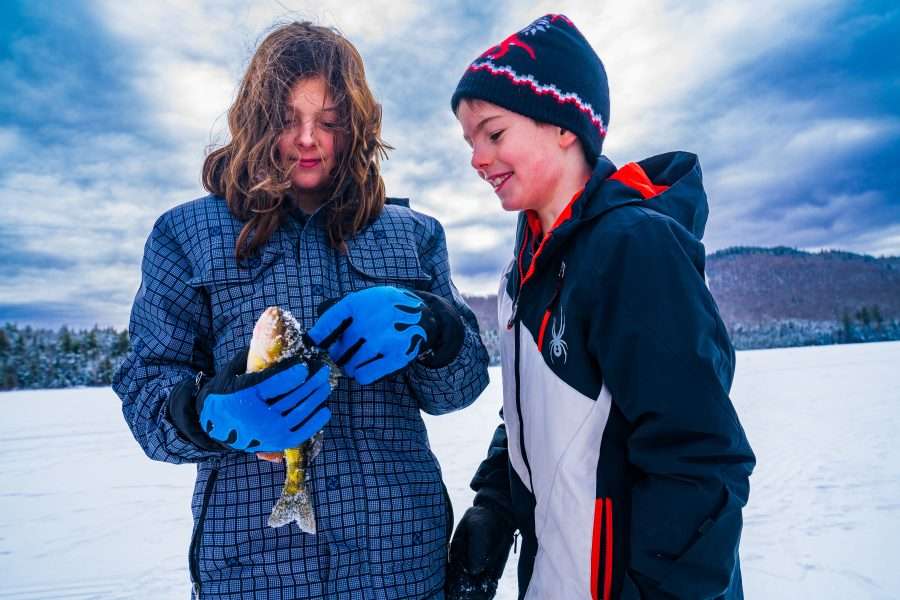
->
[447,14,755,600]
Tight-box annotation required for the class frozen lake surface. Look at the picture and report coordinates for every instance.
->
[2,341,899,599]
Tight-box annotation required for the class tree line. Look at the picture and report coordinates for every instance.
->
[1,304,897,390]
[0,324,130,390]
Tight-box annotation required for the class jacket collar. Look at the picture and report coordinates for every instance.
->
[513,151,708,284]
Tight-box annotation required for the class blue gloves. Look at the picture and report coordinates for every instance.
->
[308,286,433,385]
[195,349,332,452]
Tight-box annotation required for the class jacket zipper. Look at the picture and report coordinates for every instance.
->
[189,466,219,599]
[507,218,534,330]
[513,320,534,492]
[508,227,553,492]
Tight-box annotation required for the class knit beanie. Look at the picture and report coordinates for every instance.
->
[451,14,609,164]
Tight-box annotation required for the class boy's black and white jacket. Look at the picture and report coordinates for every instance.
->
[474,152,756,599]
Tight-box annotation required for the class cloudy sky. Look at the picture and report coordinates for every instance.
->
[2,0,898,329]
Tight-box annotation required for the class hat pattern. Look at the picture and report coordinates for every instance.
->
[464,14,607,140]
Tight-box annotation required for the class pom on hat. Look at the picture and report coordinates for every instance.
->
[451,14,609,164]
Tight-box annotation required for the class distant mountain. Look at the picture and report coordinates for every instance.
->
[461,295,501,334]
[706,246,900,324]
[463,247,900,356]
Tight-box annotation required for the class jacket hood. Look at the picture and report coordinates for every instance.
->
[578,151,708,239]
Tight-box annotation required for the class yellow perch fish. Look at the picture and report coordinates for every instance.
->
[247,306,334,533]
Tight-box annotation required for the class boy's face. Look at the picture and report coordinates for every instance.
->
[457,99,568,215]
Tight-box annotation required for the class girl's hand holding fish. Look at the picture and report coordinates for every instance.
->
[196,348,332,452]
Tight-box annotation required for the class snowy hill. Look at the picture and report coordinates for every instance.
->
[2,342,899,599]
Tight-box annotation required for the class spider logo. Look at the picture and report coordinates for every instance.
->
[548,313,568,364]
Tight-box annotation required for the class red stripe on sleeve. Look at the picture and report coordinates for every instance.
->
[603,498,614,600]
[590,498,604,600]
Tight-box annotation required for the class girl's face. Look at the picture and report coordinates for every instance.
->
[277,76,343,211]
[457,99,567,215]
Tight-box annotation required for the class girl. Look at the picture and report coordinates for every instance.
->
[114,22,488,599]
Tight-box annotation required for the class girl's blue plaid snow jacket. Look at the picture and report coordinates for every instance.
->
[112,195,490,599]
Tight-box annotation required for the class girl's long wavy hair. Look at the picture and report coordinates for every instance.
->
[203,22,390,261]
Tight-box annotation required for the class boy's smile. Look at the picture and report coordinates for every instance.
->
[487,171,513,192]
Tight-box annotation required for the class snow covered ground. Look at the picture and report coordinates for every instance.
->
[2,341,899,599]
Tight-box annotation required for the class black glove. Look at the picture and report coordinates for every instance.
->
[446,505,516,600]
[413,290,466,368]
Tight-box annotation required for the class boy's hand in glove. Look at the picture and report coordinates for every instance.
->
[446,505,516,600]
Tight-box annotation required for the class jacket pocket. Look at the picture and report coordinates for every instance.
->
[346,240,432,291]
[651,488,744,598]
[187,248,283,335]
[187,246,282,289]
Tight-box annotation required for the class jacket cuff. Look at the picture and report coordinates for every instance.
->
[166,376,230,452]
[415,290,465,368]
